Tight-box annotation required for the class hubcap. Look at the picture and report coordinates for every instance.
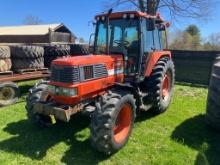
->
[113,103,132,144]
[0,87,15,101]
[162,72,171,100]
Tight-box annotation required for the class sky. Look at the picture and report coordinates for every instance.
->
[0,0,220,41]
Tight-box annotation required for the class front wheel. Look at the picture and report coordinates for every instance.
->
[90,90,136,154]
[26,80,52,127]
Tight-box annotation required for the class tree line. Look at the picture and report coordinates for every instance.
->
[169,25,220,51]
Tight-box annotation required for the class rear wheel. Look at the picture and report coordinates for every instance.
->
[144,57,175,113]
[0,82,20,106]
[90,90,136,154]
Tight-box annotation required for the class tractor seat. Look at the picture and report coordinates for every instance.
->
[128,40,139,57]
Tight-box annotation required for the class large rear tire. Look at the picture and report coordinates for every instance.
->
[0,46,10,59]
[144,57,175,113]
[12,57,44,70]
[26,80,52,126]
[10,45,44,58]
[90,90,136,154]
[206,56,220,131]
[44,44,70,67]
[0,59,12,72]
[70,44,90,55]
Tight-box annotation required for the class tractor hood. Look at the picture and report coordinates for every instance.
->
[52,54,123,67]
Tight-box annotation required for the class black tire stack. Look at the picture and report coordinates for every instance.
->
[10,45,44,70]
[206,55,220,131]
[44,44,90,68]
[44,44,71,67]
[70,44,90,55]
[0,46,12,72]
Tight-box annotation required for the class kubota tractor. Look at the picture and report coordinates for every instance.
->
[26,10,175,154]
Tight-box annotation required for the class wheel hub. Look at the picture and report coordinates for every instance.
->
[162,73,171,100]
[0,87,15,101]
[113,103,132,144]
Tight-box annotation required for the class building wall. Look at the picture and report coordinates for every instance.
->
[49,32,74,43]
[0,35,49,43]
[0,32,75,43]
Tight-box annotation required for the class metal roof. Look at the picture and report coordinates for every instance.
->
[0,23,72,35]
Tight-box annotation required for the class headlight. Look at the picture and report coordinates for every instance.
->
[69,88,78,96]
[48,85,78,97]
[61,88,69,96]
[60,87,78,96]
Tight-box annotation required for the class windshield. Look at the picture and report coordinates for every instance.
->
[94,19,139,55]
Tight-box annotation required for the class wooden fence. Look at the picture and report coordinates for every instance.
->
[171,50,220,85]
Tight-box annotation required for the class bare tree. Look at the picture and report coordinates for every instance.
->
[23,15,43,25]
[104,0,213,19]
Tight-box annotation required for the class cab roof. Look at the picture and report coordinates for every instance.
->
[95,11,165,22]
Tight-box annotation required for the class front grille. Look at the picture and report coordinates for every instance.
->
[94,64,108,78]
[51,65,79,83]
[51,64,108,83]
[80,64,108,81]
[83,66,94,80]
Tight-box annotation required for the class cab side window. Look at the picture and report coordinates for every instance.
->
[143,19,154,52]
[153,28,162,50]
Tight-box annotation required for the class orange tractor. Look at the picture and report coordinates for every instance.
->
[26,10,175,154]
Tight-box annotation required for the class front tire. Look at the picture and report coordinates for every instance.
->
[26,80,52,126]
[90,90,136,154]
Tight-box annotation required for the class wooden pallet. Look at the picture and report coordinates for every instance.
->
[16,68,48,74]
[0,71,13,76]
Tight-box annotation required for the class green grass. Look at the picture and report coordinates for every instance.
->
[0,81,219,165]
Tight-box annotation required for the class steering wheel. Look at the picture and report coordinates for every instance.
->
[114,40,130,47]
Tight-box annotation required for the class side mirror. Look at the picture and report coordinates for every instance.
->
[89,33,95,47]
[147,19,155,31]
[88,21,97,27]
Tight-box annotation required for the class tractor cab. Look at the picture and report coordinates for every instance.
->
[93,11,169,82]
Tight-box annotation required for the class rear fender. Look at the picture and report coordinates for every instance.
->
[145,51,171,77]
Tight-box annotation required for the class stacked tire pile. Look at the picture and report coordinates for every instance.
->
[10,45,44,70]
[70,44,90,56]
[0,46,12,72]
[206,55,220,131]
[44,44,70,67]
[44,44,90,67]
